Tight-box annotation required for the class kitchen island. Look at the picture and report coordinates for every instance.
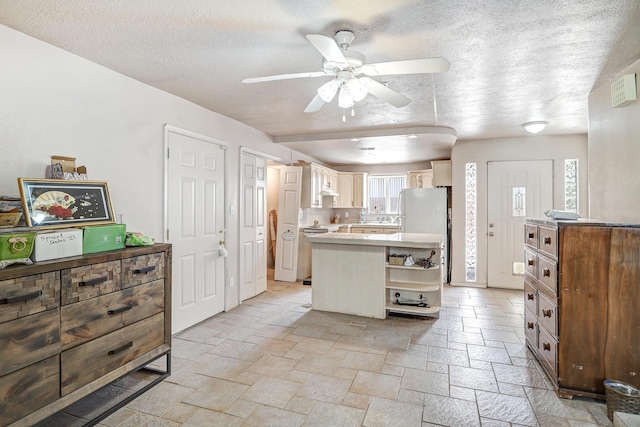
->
[305,232,443,319]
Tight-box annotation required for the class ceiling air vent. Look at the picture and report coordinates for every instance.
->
[611,74,637,108]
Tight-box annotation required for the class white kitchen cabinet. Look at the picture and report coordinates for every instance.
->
[431,160,452,187]
[385,244,442,316]
[353,173,367,208]
[406,169,434,188]
[300,164,322,208]
[336,173,354,208]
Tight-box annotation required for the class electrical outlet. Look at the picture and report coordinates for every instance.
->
[345,212,349,218]
[229,277,234,288]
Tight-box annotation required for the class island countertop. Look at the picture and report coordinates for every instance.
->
[305,232,443,248]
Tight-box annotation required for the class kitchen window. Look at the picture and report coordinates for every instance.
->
[368,175,405,214]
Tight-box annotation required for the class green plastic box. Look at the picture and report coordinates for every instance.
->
[83,224,126,254]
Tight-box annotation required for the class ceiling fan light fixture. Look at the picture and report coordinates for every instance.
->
[338,86,355,109]
[347,78,368,102]
[522,121,549,134]
[317,79,340,102]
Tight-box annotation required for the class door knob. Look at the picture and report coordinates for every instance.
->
[488,232,494,236]
[489,223,494,228]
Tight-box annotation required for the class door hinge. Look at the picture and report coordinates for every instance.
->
[167,147,170,158]
[166,229,170,240]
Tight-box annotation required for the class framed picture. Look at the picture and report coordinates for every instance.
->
[18,178,116,228]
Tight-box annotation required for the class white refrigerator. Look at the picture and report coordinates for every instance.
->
[400,188,450,282]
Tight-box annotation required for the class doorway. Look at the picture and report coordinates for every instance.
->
[165,126,226,334]
[487,160,553,289]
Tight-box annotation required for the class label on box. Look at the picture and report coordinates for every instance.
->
[32,229,83,262]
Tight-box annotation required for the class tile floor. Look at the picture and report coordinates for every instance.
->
[52,273,614,426]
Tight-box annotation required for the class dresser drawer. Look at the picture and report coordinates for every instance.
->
[61,279,165,350]
[61,312,164,395]
[524,247,537,279]
[525,223,538,248]
[0,308,61,377]
[122,253,165,289]
[62,260,121,304]
[524,278,538,314]
[538,325,558,380]
[0,271,60,324]
[524,308,538,348]
[538,293,558,338]
[538,225,558,258]
[537,254,557,296]
[0,355,60,426]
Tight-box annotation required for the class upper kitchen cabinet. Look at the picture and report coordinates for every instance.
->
[299,163,339,208]
[406,169,434,188]
[431,160,452,187]
[336,172,367,208]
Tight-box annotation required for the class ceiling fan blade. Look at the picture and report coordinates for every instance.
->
[361,57,450,76]
[360,77,411,108]
[242,71,326,83]
[305,34,348,65]
[304,94,326,113]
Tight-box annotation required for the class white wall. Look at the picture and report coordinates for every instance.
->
[449,135,588,287]
[0,25,317,311]
[588,58,640,222]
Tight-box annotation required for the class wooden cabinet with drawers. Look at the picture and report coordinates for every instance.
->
[0,244,171,426]
[524,219,640,399]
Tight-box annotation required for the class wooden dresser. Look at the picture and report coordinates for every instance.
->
[524,219,639,399]
[0,244,171,426]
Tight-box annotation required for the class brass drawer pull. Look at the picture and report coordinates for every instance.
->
[1,290,42,304]
[527,322,534,329]
[528,259,535,266]
[543,236,552,245]
[528,232,535,239]
[79,276,108,287]
[542,267,551,277]
[108,305,133,315]
[527,293,534,301]
[133,266,155,274]
[542,309,553,318]
[543,342,551,351]
[108,341,133,356]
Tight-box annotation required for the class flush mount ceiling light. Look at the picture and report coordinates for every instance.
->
[522,121,549,134]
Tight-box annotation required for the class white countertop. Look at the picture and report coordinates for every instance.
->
[347,223,401,229]
[305,232,443,248]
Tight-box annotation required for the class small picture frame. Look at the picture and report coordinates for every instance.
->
[18,178,116,228]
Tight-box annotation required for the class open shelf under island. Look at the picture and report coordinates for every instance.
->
[305,232,444,319]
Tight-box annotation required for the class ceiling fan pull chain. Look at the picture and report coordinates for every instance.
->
[342,109,346,122]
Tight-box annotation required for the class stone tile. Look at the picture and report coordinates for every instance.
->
[450,385,477,401]
[481,328,522,344]
[422,393,480,427]
[160,402,199,423]
[182,407,244,426]
[242,377,301,408]
[342,392,371,409]
[224,398,260,418]
[124,382,194,417]
[384,344,428,369]
[206,339,255,358]
[467,343,512,364]
[400,367,449,396]
[397,388,425,405]
[291,323,329,338]
[117,411,182,427]
[295,349,346,375]
[525,387,599,423]
[170,338,216,361]
[449,365,499,393]
[476,390,538,426]
[304,401,366,426]
[492,362,549,388]
[411,330,448,348]
[246,353,298,377]
[285,395,316,414]
[296,373,352,403]
[372,332,412,350]
[427,346,470,367]
[241,405,306,426]
[195,353,252,380]
[181,377,248,411]
[448,330,485,346]
[362,397,423,427]
[350,371,401,400]
[381,364,404,376]
[333,334,387,354]
[291,336,336,354]
[334,367,358,380]
[340,350,386,372]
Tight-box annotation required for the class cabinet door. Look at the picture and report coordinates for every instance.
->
[605,228,640,388]
[337,173,354,208]
[353,173,366,208]
[311,166,321,207]
[558,226,611,393]
[432,160,452,187]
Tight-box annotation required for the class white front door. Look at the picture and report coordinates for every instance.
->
[487,160,553,289]
[240,152,267,301]
[166,127,226,334]
[274,166,302,282]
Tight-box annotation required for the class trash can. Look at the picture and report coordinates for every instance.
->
[603,379,640,420]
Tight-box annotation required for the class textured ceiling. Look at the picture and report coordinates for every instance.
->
[2,0,640,165]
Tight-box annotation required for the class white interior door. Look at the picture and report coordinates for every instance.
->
[487,160,553,289]
[240,153,267,301]
[274,166,302,282]
[166,127,226,334]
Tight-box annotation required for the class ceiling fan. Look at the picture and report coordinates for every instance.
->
[242,30,450,115]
